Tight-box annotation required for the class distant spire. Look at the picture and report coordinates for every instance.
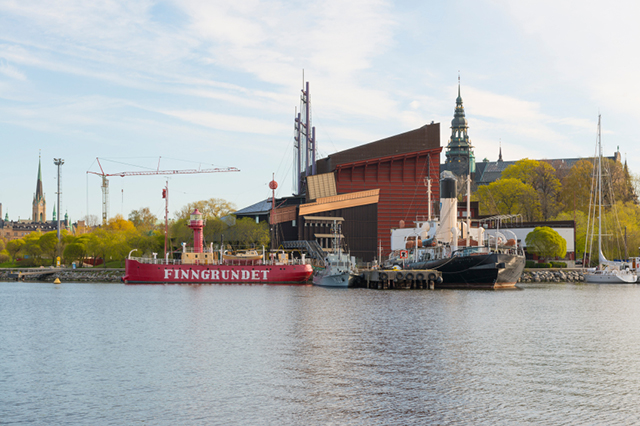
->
[35,152,43,200]
[498,139,503,162]
[33,152,46,222]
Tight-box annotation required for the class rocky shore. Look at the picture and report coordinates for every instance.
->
[519,269,585,283]
[0,268,124,283]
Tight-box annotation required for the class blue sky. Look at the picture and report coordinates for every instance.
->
[1,0,639,223]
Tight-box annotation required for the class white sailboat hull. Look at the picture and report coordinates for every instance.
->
[585,270,637,284]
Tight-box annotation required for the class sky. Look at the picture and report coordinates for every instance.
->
[1,0,639,224]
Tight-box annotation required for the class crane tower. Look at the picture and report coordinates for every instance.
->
[87,158,240,223]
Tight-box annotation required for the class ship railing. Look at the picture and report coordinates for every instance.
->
[129,257,184,265]
[128,256,313,266]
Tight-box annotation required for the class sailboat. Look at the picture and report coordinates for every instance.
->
[584,116,637,284]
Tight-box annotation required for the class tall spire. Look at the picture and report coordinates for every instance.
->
[35,152,44,201]
[498,139,503,162]
[444,75,475,177]
[32,151,46,222]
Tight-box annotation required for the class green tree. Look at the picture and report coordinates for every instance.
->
[525,227,567,262]
[23,231,43,263]
[502,158,539,186]
[0,249,9,264]
[128,207,158,233]
[39,231,60,265]
[175,198,236,220]
[6,238,25,261]
[560,159,594,214]
[225,217,270,248]
[503,159,561,220]
[63,243,85,266]
[477,178,540,220]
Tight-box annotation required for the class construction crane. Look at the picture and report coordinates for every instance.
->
[87,157,240,223]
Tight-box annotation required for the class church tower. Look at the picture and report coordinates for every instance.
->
[444,77,475,177]
[32,155,46,222]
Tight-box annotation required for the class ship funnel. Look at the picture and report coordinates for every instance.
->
[437,171,458,244]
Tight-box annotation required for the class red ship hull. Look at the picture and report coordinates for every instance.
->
[123,259,313,284]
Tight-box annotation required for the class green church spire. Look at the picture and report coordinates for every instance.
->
[444,75,475,176]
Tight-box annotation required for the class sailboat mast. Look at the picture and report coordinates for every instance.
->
[597,115,602,262]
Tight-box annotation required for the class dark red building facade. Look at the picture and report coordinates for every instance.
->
[315,123,442,258]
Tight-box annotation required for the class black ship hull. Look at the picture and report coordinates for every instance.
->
[406,252,525,289]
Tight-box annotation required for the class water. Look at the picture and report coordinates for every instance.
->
[2,282,640,425]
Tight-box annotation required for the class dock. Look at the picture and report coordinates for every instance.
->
[354,269,442,290]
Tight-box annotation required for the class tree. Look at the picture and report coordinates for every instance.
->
[63,243,85,266]
[6,238,25,261]
[477,178,540,220]
[39,231,60,265]
[502,159,539,186]
[525,227,567,262]
[175,198,236,220]
[104,214,136,232]
[225,217,270,248]
[23,231,43,262]
[560,159,594,214]
[83,214,101,227]
[128,207,158,233]
[503,159,561,220]
[533,162,562,220]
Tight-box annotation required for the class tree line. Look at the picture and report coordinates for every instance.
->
[475,158,639,261]
[0,198,270,267]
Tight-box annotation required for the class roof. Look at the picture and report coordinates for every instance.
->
[234,199,272,216]
[234,195,306,216]
[316,122,440,173]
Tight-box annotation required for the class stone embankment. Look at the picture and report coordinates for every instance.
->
[519,269,585,283]
[0,268,124,283]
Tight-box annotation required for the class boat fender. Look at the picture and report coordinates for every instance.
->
[380,272,388,281]
[405,273,414,281]
[395,272,404,281]
[436,276,443,284]
[416,273,424,281]
[428,273,437,281]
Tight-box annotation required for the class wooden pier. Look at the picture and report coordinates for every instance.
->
[353,269,442,290]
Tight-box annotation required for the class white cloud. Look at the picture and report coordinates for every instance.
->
[0,60,26,80]
[158,109,289,135]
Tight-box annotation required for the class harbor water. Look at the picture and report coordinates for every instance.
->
[2,281,640,425]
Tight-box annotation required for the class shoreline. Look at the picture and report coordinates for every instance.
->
[0,267,592,284]
[0,268,124,283]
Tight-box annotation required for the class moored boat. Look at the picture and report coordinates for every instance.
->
[312,220,357,288]
[584,116,638,284]
[123,209,313,284]
[385,171,525,289]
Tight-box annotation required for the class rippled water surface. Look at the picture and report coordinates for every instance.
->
[2,281,640,425]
